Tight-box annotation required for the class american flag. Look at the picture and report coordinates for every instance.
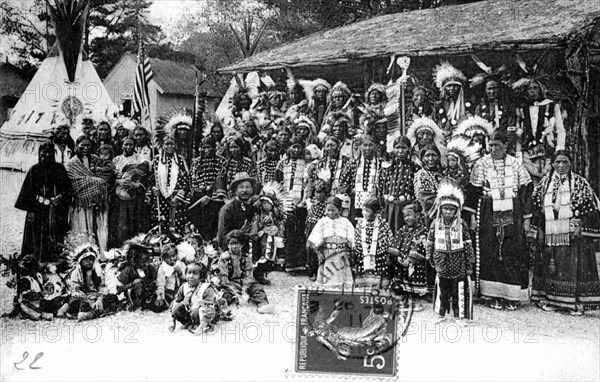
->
[133,39,153,122]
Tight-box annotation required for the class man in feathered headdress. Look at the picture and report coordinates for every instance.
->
[512,55,566,186]
[157,109,195,165]
[465,131,533,311]
[309,78,331,129]
[232,84,254,119]
[406,116,446,167]
[470,55,517,139]
[432,62,472,139]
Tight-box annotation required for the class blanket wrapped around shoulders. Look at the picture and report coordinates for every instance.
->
[66,155,108,208]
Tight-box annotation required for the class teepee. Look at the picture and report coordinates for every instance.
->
[0,0,117,171]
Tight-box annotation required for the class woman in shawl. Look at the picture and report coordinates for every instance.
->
[15,142,71,262]
[530,150,600,315]
[110,136,150,247]
[147,135,191,235]
[66,136,111,256]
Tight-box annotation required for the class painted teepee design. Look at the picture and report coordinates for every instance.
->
[0,0,117,171]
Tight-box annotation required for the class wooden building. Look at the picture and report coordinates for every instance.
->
[103,53,221,122]
[219,0,600,191]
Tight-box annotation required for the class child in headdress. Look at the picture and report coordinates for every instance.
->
[352,197,393,288]
[250,182,290,278]
[426,178,475,325]
[307,196,355,289]
[155,243,186,311]
[217,230,274,314]
[389,203,430,311]
[67,243,113,321]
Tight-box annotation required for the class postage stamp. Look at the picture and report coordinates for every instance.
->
[290,286,410,380]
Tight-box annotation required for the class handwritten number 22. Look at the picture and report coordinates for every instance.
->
[14,351,44,370]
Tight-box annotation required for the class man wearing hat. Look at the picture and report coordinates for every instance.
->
[339,133,383,222]
[189,136,226,240]
[217,172,268,285]
[465,131,533,311]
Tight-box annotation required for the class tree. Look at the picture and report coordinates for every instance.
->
[87,0,162,78]
[0,0,54,75]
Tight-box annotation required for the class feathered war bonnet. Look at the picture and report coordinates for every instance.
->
[435,177,464,209]
[308,78,332,106]
[361,108,387,135]
[155,107,193,144]
[256,181,293,219]
[453,116,494,147]
[434,61,466,94]
[510,54,551,97]
[294,115,319,137]
[406,116,445,148]
[469,54,509,89]
[445,134,482,170]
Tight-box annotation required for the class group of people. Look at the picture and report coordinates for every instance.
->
[12,57,600,330]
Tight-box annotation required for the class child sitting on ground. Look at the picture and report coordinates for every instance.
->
[217,230,274,314]
[426,179,475,325]
[170,263,222,334]
[155,243,186,312]
[117,239,157,311]
[67,243,115,321]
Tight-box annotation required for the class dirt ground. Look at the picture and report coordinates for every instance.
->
[1,169,599,382]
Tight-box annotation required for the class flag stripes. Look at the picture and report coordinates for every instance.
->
[133,40,153,121]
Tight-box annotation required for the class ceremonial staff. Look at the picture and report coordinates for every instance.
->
[397,56,411,136]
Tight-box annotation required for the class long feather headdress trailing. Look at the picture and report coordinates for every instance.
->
[406,116,445,147]
[433,61,466,90]
[259,181,294,217]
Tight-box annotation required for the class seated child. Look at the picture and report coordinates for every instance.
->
[389,203,429,311]
[67,244,115,321]
[426,179,474,325]
[117,240,157,311]
[217,230,274,314]
[170,263,221,334]
[14,255,69,320]
[155,243,186,312]
[352,197,393,289]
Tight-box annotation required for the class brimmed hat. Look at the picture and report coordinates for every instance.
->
[230,171,257,191]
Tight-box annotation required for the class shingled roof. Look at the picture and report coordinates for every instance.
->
[149,56,221,97]
[218,0,600,74]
